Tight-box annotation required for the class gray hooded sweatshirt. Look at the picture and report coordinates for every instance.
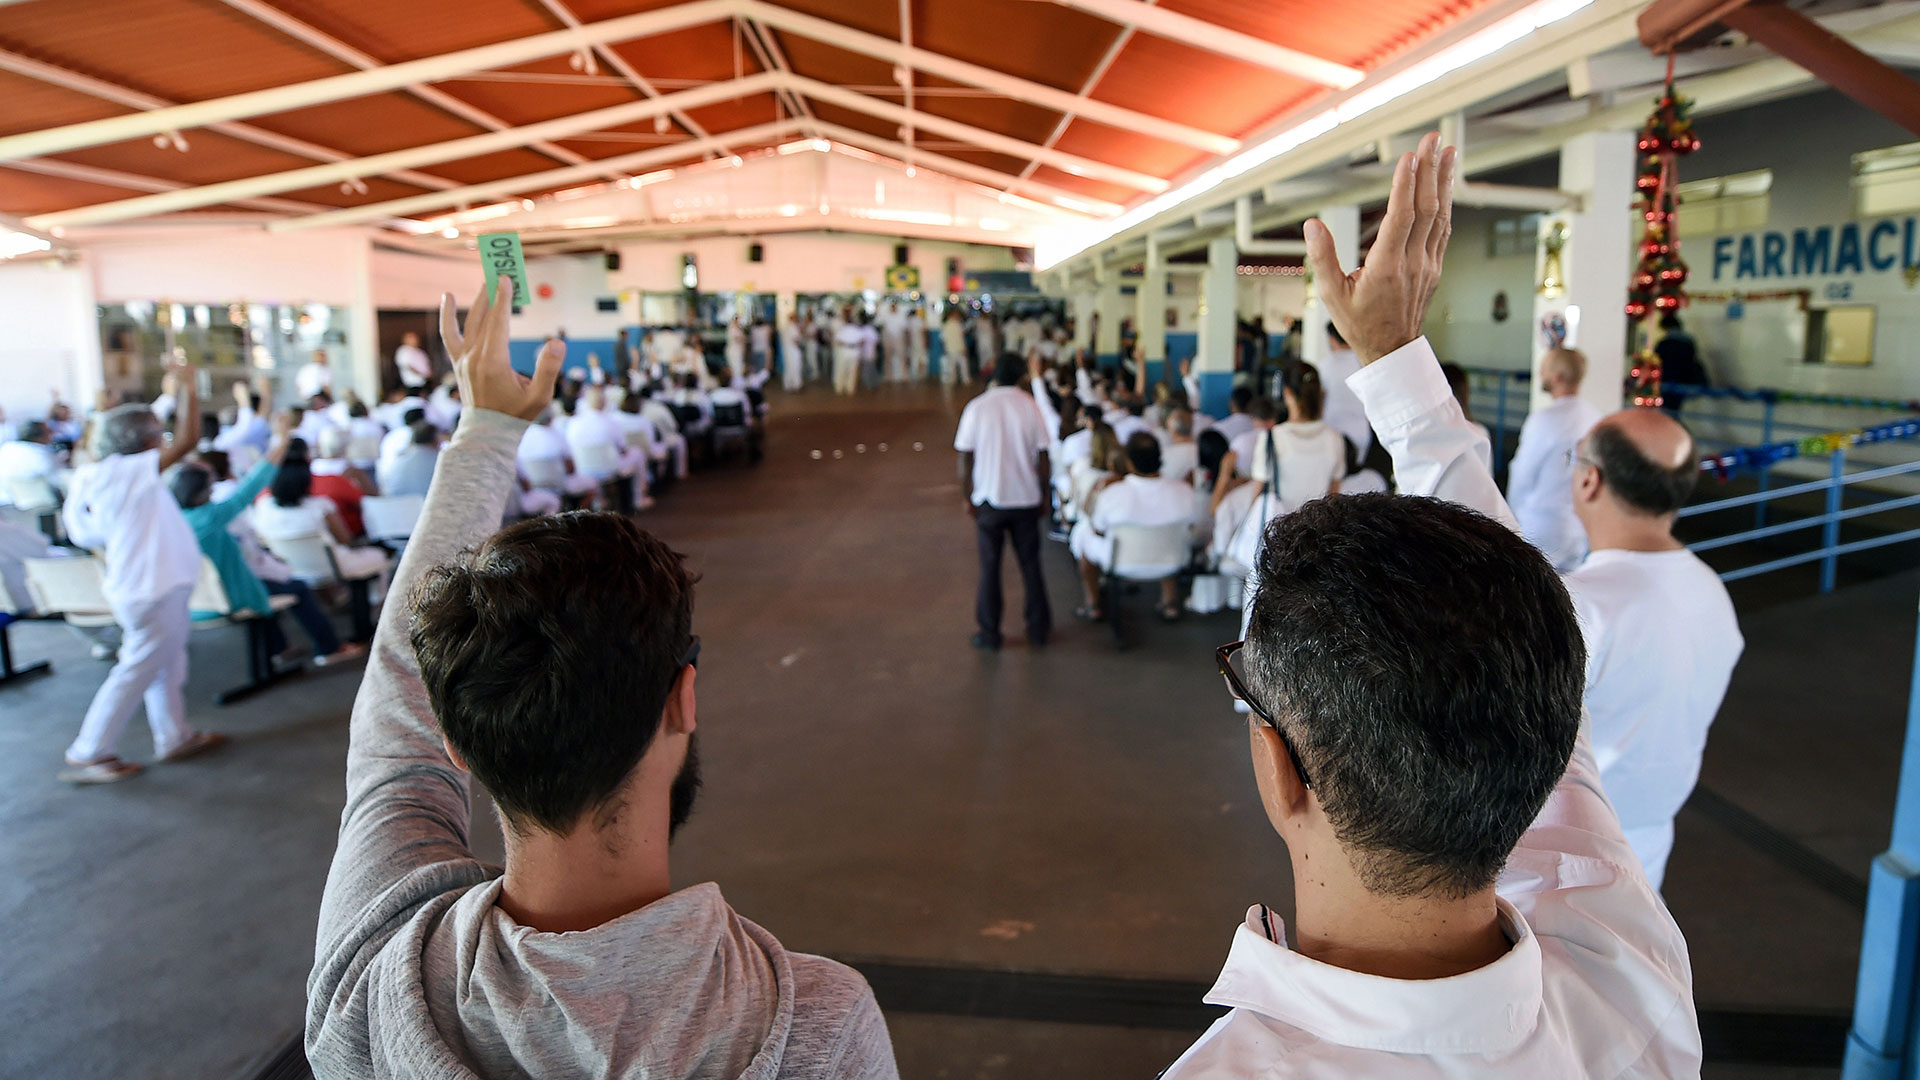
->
[306,407,897,1080]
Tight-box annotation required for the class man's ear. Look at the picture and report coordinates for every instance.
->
[661,663,698,737]
[443,737,469,773]
[1248,718,1311,836]
[1575,462,1604,505]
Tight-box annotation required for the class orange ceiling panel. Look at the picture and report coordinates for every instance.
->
[0,0,347,102]
[0,68,130,137]
[245,92,490,158]
[550,135,690,160]
[264,0,559,63]
[805,101,895,143]
[0,166,150,215]
[605,22,767,83]
[911,73,1062,146]
[679,93,787,133]
[434,59,645,129]
[750,0,897,42]
[1093,33,1322,142]
[562,0,704,19]
[910,0,1118,93]
[50,130,320,189]
[771,32,896,89]
[425,147,580,186]
[1052,122,1203,181]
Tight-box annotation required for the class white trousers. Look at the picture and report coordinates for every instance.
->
[909,337,928,381]
[883,335,907,381]
[783,344,804,391]
[69,585,195,763]
[661,433,689,478]
[833,346,859,395]
[803,340,821,381]
[517,488,562,517]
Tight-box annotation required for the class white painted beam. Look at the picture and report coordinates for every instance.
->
[1454,182,1580,212]
[1234,197,1306,255]
[1046,0,1363,88]
[26,73,784,229]
[218,0,616,176]
[271,119,803,232]
[743,0,1237,154]
[0,0,737,162]
[791,76,1168,192]
[526,0,733,159]
[4,157,326,216]
[0,49,462,193]
[811,122,1121,215]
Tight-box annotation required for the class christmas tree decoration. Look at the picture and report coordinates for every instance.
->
[1627,57,1700,407]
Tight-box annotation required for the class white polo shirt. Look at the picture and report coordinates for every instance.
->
[954,386,1050,509]
[1508,395,1604,571]
[62,449,201,608]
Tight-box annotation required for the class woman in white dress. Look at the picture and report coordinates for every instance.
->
[724,317,747,379]
[781,317,805,392]
[1252,360,1348,510]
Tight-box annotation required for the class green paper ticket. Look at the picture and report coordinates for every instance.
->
[479,232,529,309]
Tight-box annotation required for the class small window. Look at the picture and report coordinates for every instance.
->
[1804,306,1875,366]
[1670,169,1771,238]
[1853,142,1920,217]
[1487,214,1542,258]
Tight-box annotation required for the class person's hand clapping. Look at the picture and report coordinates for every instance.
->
[1304,130,1456,366]
[440,278,562,423]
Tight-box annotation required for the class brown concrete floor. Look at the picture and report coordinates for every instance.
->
[0,382,1899,1078]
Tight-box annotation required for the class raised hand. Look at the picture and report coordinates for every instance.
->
[1304,131,1456,365]
[439,278,562,422]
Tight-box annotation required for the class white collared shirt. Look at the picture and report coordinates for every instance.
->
[1316,345,1370,460]
[954,386,1049,509]
[1163,338,1700,1079]
[1565,547,1743,886]
[1508,395,1604,571]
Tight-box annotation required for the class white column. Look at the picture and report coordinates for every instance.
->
[1094,276,1125,362]
[1532,130,1634,416]
[347,233,381,400]
[1302,203,1358,372]
[1195,235,1237,415]
[1137,246,1166,376]
[1071,282,1097,350]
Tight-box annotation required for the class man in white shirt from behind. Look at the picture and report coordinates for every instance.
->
[1212,386,1256,444]
[1315,324,1370,470]
[1162,133,1699,1079]
[566,388,650,510]
[954,353,1053,651]
[1565,410,1742,889]
[832,309,864,396]
[1072,432,1194,622]
[59,368,228,783]
[518,407,600,505]
[1508,346,1604,570]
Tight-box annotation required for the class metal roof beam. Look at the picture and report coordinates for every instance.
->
[0,49,462,193]
[790,76,1169,192]
[3,157,326,216]
[26,72,783,229]
[811,122,1121,215]
[1045,0,1364,88]
[216,0,622,177]
[526,0,735,159]
[741,0,1237,154]
[270,119,804,232]
[0,0,738,163]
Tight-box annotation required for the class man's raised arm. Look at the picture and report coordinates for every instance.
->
[307,280,562,1071]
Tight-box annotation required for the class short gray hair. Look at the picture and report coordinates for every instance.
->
[98,404,162,458]
[318,425,350,459]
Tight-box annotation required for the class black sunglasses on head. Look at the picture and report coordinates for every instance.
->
[1216,640,1313,791]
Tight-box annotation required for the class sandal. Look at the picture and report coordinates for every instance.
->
[314,643,369,668]
[1158,605,1182,623]
[158,731,229,763]
[59,757,143,785]
[1073,604,1105,622]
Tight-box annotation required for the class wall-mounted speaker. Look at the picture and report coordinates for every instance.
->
[894,243,909,265]
[604,251,621,271]
[748,242,764,263]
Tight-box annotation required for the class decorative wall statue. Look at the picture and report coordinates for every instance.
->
[1492,291,1510,323]
[1538,222,1568,298]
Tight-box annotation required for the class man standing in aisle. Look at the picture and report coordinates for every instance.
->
[395,331,433,392]
[1565,409,1741,888]
[833,307,863,396]
[954,354,1052,651]
[60,363,227,783]
[1508,346,1604,570]
[1162,132,1699,1077]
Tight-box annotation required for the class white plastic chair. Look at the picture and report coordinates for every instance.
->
[261,533,384,643]
[187,557,302,704]
[3,475,59,513]
[24,555,115,629]
[572,441,621,480]
[345,433,384,468]
[361,494,424,543]
[1102,521,1197,649]
[521,456,569,492]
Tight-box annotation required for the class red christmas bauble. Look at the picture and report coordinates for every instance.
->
[1653,294,1680,310]
[1625,301,1650,319]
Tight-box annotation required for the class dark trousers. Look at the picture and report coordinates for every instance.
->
[974,504,1051,645]
[264,578,341,657]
